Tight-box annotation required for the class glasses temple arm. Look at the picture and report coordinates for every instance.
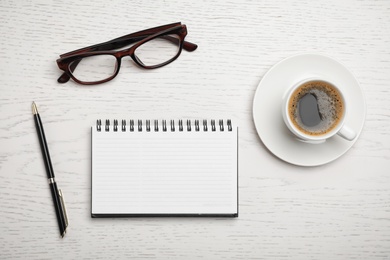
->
[98,37,197,52]
[57,59,81,83]
[158,35,197,51]
[60,23,182,57]
[60,23,197,58]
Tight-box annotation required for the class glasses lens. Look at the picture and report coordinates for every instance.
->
[69,54,117,83]
[134,34,181,67]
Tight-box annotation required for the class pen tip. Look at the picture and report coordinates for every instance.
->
[32,102,38,115]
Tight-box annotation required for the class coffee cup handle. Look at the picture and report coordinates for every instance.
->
[337,125,356,141]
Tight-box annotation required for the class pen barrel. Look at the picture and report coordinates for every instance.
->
[34,114,55,179]
[33,112,67,237]
[49,181,67,237]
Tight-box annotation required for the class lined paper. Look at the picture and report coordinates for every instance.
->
[91,124,238,216]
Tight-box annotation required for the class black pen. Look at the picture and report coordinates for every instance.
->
[32,102,68,238]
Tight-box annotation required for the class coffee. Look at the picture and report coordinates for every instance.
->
[288,80,344,136]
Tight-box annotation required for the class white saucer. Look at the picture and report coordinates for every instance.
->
[252,54,366,166]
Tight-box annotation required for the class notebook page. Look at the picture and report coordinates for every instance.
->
[92,126,237,215]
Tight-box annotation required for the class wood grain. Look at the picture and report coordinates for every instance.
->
[0,0,389,259]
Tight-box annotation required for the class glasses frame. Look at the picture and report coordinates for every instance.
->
[56,22,198,85]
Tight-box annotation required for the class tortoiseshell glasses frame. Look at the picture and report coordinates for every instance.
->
[56,22,198,85]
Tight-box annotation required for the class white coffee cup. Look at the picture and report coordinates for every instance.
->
[282,77,356,144]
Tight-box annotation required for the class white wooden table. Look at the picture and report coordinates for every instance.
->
[1,0,389,259]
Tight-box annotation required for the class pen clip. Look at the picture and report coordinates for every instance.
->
[58,189,69,228]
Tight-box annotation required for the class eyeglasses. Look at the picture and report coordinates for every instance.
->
[56,22,198,85]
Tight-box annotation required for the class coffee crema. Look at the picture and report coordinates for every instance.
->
[288,80,344,136]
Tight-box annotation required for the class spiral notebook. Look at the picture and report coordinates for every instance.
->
[91,119,238,217]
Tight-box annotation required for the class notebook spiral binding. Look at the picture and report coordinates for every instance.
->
[96,119,233,132]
